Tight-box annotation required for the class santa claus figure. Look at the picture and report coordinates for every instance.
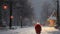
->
[35,22,42,34]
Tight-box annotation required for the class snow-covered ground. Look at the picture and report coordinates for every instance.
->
[0,26,60,34]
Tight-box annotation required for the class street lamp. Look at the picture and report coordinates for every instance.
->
[56,0,59,27]
[0,0,9,27]
[2,4,8,10]
[9,1,13,29]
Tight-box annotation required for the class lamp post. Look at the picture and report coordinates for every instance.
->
[56,0,59,27]
[9,0,12,29]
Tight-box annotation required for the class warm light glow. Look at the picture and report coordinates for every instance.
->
[49,20,55,26]
[10,16,14,19]
[50,20,55,23]
[3,5,8,10]
[2,4,8,10]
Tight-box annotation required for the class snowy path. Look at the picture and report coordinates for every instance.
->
[18,26,59,34]
[0,26,60,34]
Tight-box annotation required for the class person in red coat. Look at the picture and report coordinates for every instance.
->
[35,23,42,34]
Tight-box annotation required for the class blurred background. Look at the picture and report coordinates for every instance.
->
[0,0,60,28]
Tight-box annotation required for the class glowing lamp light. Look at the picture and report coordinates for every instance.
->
[2,4,8,10]
[10,16,14,19]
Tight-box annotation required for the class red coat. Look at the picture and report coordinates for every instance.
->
[35,24,42,34]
